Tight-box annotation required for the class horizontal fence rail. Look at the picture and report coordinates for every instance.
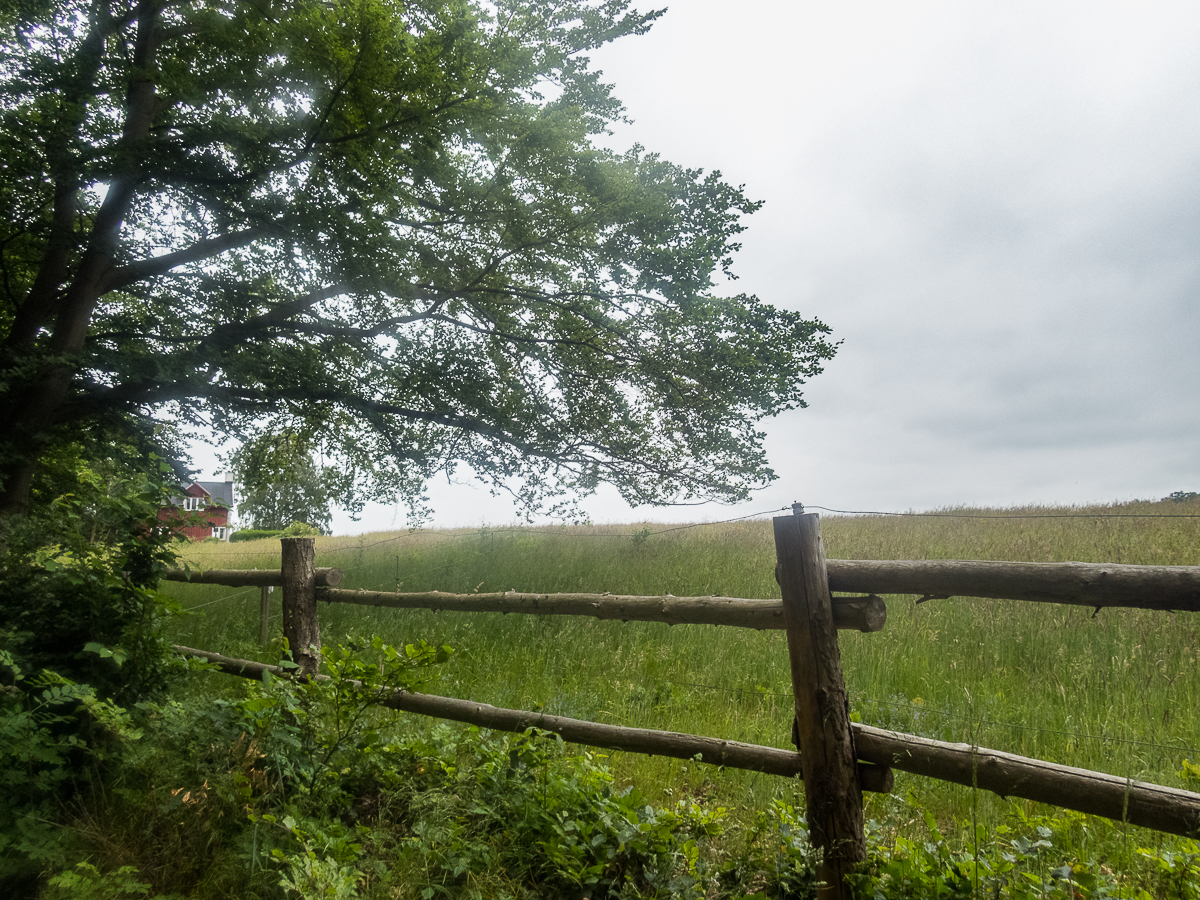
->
[163,536,1200,873]
[178,645,1200,839]
[851,725,1200,838]
[166,560,1200,612]
[164,567,344,588]
[826,559,1200,611]
[325,588,888,632]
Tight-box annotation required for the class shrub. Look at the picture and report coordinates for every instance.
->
[0,456,180,703]
[229,522,322,543]
[0,451,180,891]
[282,521,322,537]
[230,528,285,543]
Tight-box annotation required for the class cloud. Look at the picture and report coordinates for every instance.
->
[313,2,1200,530]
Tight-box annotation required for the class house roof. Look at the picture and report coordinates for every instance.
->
[193,480,235,508]
[168,480,234,508]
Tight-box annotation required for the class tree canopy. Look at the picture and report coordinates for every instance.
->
[0,0,838,521]
[233,431,333,532]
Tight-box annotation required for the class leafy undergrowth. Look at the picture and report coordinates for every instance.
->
[7,641,1198,900]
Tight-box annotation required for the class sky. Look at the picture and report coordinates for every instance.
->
[192,0,1200,533]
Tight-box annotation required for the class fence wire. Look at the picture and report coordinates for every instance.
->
[164,502,1200,790]
[170,577,1200,763]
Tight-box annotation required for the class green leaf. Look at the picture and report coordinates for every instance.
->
[82,642,113,659]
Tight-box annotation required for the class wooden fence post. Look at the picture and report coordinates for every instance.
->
[281,537,319,675]
[774,506,865,898]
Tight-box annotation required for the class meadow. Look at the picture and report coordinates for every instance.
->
[163,497,1200,874]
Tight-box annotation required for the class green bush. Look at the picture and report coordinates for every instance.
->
[230,529,285,543]
[0,456,180,703]
[48,639,1175,900]
[282,521,322,537]
[0,651,145,891]
[0,450,181,892]
[230,522,322,543]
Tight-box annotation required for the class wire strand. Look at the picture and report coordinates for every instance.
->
[478,667,1200,758]
[184,587,258,610]
[806,505,1200,519]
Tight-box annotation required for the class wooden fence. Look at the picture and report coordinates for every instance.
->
[166,507,1200,899]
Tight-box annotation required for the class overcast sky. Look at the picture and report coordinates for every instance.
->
[194,0,1200,532]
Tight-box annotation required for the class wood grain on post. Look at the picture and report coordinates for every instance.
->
[774,511,864,898]
[280,538,319,675]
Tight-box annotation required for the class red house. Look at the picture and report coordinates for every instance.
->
[158,475,235,541]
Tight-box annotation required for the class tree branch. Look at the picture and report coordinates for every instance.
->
[104,226,268,290]
[47,0,166,356]
[4,178,80,351]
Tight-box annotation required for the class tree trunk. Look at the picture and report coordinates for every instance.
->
[0,1,165,518]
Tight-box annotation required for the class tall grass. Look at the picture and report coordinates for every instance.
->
[163,497,1200,859]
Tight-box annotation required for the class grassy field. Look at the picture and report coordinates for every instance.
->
[163,497,1200,870]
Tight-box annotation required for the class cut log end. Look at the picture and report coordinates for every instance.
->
[831,594,888,633]
[858,763,894,794]
[315,567,344,587]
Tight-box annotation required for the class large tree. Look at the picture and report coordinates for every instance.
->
[0,0,838,522]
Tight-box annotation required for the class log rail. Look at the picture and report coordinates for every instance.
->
[165,542,1200,864]
[826,559,1200,612]
[164,567,344,587]
[176,645,1200,839]
[325,588,888,632]
[165,558,1200,612]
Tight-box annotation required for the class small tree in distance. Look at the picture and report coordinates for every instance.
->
[232,433,334,534]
